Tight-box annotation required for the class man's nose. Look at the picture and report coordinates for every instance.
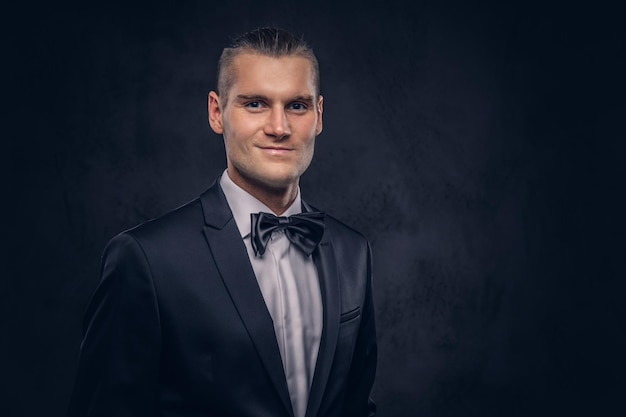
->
[264,107,291,139]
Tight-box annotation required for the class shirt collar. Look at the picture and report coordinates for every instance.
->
[219,169,302,238]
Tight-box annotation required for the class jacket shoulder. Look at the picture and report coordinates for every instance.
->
[324,213,370,246]
[305,200,370,248]
[114,195,204,247]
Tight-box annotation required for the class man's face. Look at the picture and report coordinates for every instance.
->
[208,53,323,194]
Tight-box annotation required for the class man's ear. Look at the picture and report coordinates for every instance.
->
[316,95,323,136]
[208,91,224,134]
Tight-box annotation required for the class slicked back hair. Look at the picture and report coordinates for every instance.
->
[216,27,320,105]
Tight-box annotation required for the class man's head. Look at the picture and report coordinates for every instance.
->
[216,27,320,106]
[208,27,323,209]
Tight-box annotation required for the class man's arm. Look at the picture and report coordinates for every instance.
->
[67,233,161,417]
[341,241,378,417]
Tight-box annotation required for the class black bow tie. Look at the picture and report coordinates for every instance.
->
[250,211,325,257]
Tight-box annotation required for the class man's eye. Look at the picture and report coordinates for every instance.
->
[245,101,264,109]
[289,102,307,111]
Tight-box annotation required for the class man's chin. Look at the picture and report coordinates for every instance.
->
[250,165,303,187]
[229,164,306,193]
[255,175,300,191]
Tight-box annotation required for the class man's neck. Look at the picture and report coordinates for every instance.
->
[226,170,299,216]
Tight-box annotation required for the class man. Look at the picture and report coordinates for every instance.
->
[68,27,377,417]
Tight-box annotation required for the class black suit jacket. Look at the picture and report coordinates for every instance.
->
[68,178,377,417]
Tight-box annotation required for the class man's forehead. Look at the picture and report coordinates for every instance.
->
[229,53,316,95]
[233,51,310,64]
[231,53,313,75]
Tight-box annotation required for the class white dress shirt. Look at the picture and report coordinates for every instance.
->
[220,171,323,417]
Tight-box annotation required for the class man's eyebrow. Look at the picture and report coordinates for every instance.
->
[291,95,315,103]
[235,94,268,101]
[235,94,315,102]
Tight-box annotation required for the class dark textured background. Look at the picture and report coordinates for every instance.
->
[3,1,625,416]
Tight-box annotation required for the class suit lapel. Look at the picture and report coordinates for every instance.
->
[200,179,294,417]
[302,202,341,417]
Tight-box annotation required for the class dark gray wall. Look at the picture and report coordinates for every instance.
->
[3,1,625,416]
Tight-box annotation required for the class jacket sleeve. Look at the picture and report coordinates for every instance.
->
[341,241,378,417]
[67,233,161,417]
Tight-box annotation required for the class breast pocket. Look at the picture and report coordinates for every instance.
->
[338,306,361,353]
[339,306,361,324]
[333,306,362,379]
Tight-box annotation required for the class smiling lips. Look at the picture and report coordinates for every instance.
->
[258,146,293,155]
